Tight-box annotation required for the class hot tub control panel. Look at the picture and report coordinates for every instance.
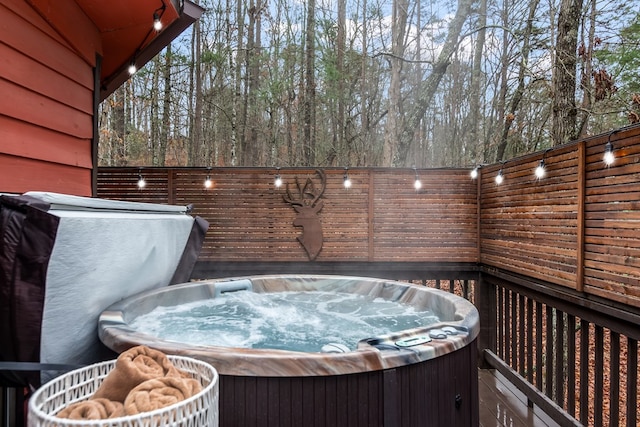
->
[395,335,432,347]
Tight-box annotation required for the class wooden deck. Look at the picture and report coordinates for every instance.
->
[479,369,560,427]
[1,368,570,426]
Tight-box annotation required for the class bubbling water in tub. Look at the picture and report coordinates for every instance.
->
[129,290,440,352]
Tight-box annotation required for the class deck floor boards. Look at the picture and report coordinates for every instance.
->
[478,369,561,427]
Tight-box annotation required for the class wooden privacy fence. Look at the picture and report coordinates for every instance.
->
[97,123,640,308]
[97,167,479,263]
[479,124,640,308]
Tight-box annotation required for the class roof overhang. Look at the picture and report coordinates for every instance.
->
[76,0,204,101]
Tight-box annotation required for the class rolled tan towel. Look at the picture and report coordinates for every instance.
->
[56,398,125,420]
[92,345,182,402]
[123,376,202,415]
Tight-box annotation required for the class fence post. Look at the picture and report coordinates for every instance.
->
[477,273,496,368]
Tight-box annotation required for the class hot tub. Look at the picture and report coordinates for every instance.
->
[99,275,479,426]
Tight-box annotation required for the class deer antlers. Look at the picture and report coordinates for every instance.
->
[282,169,326,208]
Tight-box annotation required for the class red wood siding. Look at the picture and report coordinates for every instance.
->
[0,0,97,196]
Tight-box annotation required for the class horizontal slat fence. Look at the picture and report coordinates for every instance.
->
[479,144,581,288]
[97,167,479,263]
[583,125,640,305]
[97,124,640,308]
[480,124,640,308]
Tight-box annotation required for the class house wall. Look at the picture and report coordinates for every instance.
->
[0,0,99,196]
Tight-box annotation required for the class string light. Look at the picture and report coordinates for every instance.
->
[204,167,213,189]
[153,13,163,31]
[274,167,283,188]
[137,170,146,189]
[343,168,352,189]
[470,166,479,179]
[153,2,167,32]
[413,167,422,190]
[128,60,137,75]
[534,159,546,179]
[495,168,504,185]
[603,140,615,166]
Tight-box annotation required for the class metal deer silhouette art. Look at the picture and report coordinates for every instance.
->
[283,169,326,260]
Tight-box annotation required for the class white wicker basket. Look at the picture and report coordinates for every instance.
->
[27,355,219,427]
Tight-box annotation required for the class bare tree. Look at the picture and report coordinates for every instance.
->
[303,0,317,165]
[382,0,409,166]
[395,0,475,166]
[496,0,541,161]
[551,0,584,145]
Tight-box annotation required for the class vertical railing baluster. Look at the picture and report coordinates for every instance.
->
[579,320,590,425]
[555,310,564,405]
[609,331,620,427]
[498,287,504,360]
[526,297,534,384]
[594,325,604,427]
[626,338,637,427]
[511,290,518,370]
[566,314,576,417]
[545,305,554,398]
[535,301,543,391]
[504,289,511,365]
[518,294,525,377]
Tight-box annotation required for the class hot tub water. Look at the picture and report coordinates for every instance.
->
[129,290,440,352]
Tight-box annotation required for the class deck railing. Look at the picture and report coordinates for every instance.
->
[480,268,639,427]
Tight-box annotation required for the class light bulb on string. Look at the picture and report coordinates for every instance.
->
[153,13,163,31]
[204,168,213,189]
[603,141,615,166]
[534,159,546,179]
[343,168,352,189]
[153,2,166,31]
[470,166,479,179]
[274,168,283,188]
[413,167,422,190]
[495,169,504,185]
[137,171,146,189]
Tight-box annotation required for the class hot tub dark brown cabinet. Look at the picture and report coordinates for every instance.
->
[218,340,478,427]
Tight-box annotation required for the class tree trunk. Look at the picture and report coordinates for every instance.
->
[382,0,408,166]
[496,0,540,161]
[150,55,160,165]
[551,0,583,145]
[159,43,171,167]
[493,0,510,162]
[303,0,316,165]
[396,0,474,166]
[468,0,487,165]
[112,85,126,166]
[359,0,369,164]
[576,0,596,138]
[243,0,259,165]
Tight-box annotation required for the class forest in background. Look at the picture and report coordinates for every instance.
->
[97,0,640,169]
